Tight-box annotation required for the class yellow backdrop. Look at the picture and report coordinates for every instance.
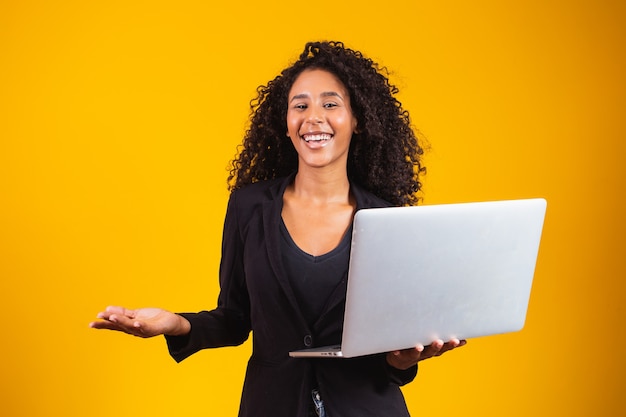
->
[1,0,624,416]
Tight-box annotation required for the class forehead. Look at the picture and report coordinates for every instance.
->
[289,68,349,96]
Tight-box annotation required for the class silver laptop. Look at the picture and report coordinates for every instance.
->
[289,198,547,358]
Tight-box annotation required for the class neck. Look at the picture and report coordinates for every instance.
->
[291,166,351,204]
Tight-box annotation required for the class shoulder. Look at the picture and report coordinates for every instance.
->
[351,181,394,209]
[228,175,292,211]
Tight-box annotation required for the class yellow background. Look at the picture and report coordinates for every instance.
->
[1,1,624,416]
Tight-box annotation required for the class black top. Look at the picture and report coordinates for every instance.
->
[165,174,417,417]
[279,218,352,327]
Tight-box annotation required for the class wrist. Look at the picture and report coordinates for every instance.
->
[166,314,191,336]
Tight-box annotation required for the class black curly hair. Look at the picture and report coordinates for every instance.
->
[227,41,427,206]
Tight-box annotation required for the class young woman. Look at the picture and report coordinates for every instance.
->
[90,41,465,417]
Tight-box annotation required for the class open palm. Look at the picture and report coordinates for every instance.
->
[89,306,189,338]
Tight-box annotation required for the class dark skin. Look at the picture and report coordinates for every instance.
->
[387,339,467,370]
[90,68,467,370]
[89,306,466,370]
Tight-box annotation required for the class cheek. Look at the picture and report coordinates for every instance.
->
[288,134,299,148]
[336,114,357,134]
[286,113,300,136]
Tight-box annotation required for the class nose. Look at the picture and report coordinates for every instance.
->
[306,107,323,124]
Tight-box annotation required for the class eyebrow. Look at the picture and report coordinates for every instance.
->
[290,91,344,102]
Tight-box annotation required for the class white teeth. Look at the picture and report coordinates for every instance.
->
[303,134,332,142]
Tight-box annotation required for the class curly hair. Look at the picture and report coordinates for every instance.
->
[227,41,427,206]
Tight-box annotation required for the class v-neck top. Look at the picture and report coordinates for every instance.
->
[279,218,352,327]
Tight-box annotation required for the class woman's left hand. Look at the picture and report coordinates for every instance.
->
[386,338,467,370]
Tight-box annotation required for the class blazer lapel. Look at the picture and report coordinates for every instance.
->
[262,175,311,330]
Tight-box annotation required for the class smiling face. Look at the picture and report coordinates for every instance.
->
[286,68,358,172]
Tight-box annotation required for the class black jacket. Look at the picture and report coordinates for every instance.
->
[166,175,418,417]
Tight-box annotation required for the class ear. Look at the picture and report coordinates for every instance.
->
[352,116,359,134]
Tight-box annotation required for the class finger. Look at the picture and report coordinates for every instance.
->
[435,338,468,356]
[444,338,460,348]
[414,344,424,358]
[130,320,153,337]
[424,339,444,357]
[437,341,457,355]
[431,339,444,351]
[91,317,149,338]
[89,320,114,330]
[108,312,140,330]
[89,319,132,333]
[105,306,137,319]
[445,338,465,350]
[399,345,424,362]
[96,306,130,320]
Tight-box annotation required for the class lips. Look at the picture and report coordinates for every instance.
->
[302,133,332,142]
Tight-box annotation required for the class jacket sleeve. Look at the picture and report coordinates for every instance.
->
[165,191,252,362]
[385,359,418,386]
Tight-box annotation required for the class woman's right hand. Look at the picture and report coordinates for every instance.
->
[89,306,191,338]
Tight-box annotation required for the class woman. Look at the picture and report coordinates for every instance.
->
[90,41,465,417]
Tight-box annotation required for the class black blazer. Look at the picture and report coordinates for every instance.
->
[166,174,418,417]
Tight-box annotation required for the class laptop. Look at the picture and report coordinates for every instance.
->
[289,198,547,358]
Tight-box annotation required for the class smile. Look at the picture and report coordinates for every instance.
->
[302,133,332,142]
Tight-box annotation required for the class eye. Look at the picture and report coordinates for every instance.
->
[293,103,307,110]
[323,102,338,109]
